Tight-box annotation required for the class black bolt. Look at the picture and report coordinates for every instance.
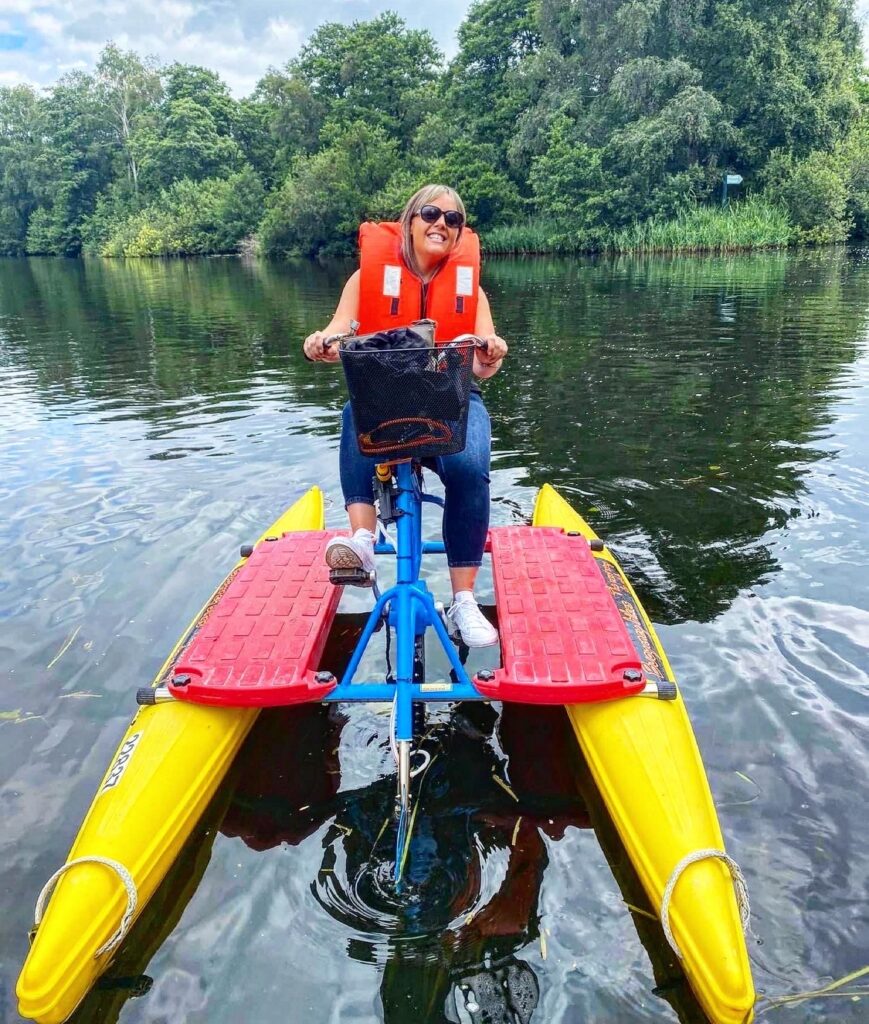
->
[623,669,643,683]
[240,544,254,558]
[173,674,191,687]
[590,539,605,552]
[315,671,335,684]
[567,531,581,536]
[265,535,278,542]
[477,670,495,683]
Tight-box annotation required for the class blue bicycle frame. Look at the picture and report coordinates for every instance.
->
[322,459,485,881]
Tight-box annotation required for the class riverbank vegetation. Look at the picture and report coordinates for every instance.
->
[1,2,867,258]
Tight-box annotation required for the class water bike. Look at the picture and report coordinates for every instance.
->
[17,328,756,1024]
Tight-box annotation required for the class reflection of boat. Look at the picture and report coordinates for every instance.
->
[16,488,326,1024]
[534,485,754,1024]
[17,484,754,1024]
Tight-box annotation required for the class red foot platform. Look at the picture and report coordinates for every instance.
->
[479,527,646,704]
[168,531,342,707]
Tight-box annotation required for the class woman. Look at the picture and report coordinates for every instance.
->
[303,185,508,647]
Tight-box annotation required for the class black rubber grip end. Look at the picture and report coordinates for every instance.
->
[240,544,254,558]
[657,680,678,701]
[136,688,156,706]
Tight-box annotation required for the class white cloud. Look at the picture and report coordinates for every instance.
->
[2,0,866,100]
[2,0,471,97]
[0,69,33,86]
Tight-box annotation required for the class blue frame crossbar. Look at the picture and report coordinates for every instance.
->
[322,461,484,741]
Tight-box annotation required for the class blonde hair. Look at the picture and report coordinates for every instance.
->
[398,184,466,279]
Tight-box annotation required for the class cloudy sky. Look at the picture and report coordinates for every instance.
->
[1,0,867,98]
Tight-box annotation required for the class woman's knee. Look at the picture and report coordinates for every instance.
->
[440,450,489,488]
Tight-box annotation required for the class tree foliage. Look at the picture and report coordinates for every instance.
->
[1,7,867,257]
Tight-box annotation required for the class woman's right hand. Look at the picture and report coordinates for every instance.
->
[303,331,340,362]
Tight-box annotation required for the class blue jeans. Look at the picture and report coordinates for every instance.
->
[339,393,491,567]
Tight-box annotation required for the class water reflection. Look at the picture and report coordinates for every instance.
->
[3,251,867,623]
[219,615,583,1024]
[483,250,869,621]
[3,252,869,1024]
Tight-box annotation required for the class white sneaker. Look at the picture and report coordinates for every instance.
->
[446,592,499,648]
[325,528,376,574]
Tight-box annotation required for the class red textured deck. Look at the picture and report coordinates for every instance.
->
[169,531,342,707]
[479,527,646,704]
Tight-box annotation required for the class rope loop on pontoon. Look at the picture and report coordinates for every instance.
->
[33,856,138,959]
[660,848,750,959]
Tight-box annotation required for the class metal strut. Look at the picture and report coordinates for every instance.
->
[394,739,412,883]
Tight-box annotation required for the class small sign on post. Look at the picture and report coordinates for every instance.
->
[722,172,744,207]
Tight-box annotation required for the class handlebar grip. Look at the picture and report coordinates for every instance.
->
[451,333,487,351]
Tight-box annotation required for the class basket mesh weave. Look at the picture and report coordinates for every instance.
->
[340,339,476,459]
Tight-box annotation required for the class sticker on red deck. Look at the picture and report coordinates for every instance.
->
[596,559,667,685]
[100,732,142,794]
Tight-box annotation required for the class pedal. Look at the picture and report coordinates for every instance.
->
[329,567,376,588]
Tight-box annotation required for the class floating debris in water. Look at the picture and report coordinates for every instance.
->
[624,901,657,921]
[511,816,522,846]
[492,773,518,802]
[757,965,869,1014]
[47,626,82,669]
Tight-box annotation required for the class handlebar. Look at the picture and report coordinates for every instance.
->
[450,334,488,352]
[315,332,488,354]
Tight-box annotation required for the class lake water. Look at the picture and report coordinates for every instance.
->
[1,251,867,1023]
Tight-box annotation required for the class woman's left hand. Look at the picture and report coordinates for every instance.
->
[478,334,508,366]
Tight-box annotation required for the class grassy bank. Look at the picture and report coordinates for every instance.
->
[481,197,793,255]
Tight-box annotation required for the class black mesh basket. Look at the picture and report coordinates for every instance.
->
[340,338,476,459]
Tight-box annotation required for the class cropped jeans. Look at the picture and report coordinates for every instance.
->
[339,392,491,567]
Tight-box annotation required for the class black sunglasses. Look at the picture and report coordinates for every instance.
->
[416,204,465,229]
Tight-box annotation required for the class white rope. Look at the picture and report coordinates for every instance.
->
[660,848,750,959]
[410,749,431,778]
[374,519,390,548]
[33,856,138,959]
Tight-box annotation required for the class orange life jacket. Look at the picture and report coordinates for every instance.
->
[356,221,480,341]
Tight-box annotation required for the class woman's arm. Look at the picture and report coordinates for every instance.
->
[303,270,361,362]
[473,288,508,379]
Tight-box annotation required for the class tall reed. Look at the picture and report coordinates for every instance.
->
[608,196,792,253]
[480,198,793,255]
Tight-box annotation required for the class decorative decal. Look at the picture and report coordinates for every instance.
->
[383,265,402,298]
[100,732,143,794]
[596,560,667,684]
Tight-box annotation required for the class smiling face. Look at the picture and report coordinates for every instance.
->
[409,192,461,274]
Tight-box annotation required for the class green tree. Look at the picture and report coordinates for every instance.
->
[136,97,243,190]
[163,64,237,137]
[132,63,243,192]
[101,166,265,256]
[435,141,522,227]
[95,43,162,195]
[292,14,442,146]
[0,86,42,254]
[444,0,541,160]
[259,121,401,257]
[26,71,115,254]
[240,69,326,184]
[763,148,852,243]
[529,117,610,229]
[692,0,862,167]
